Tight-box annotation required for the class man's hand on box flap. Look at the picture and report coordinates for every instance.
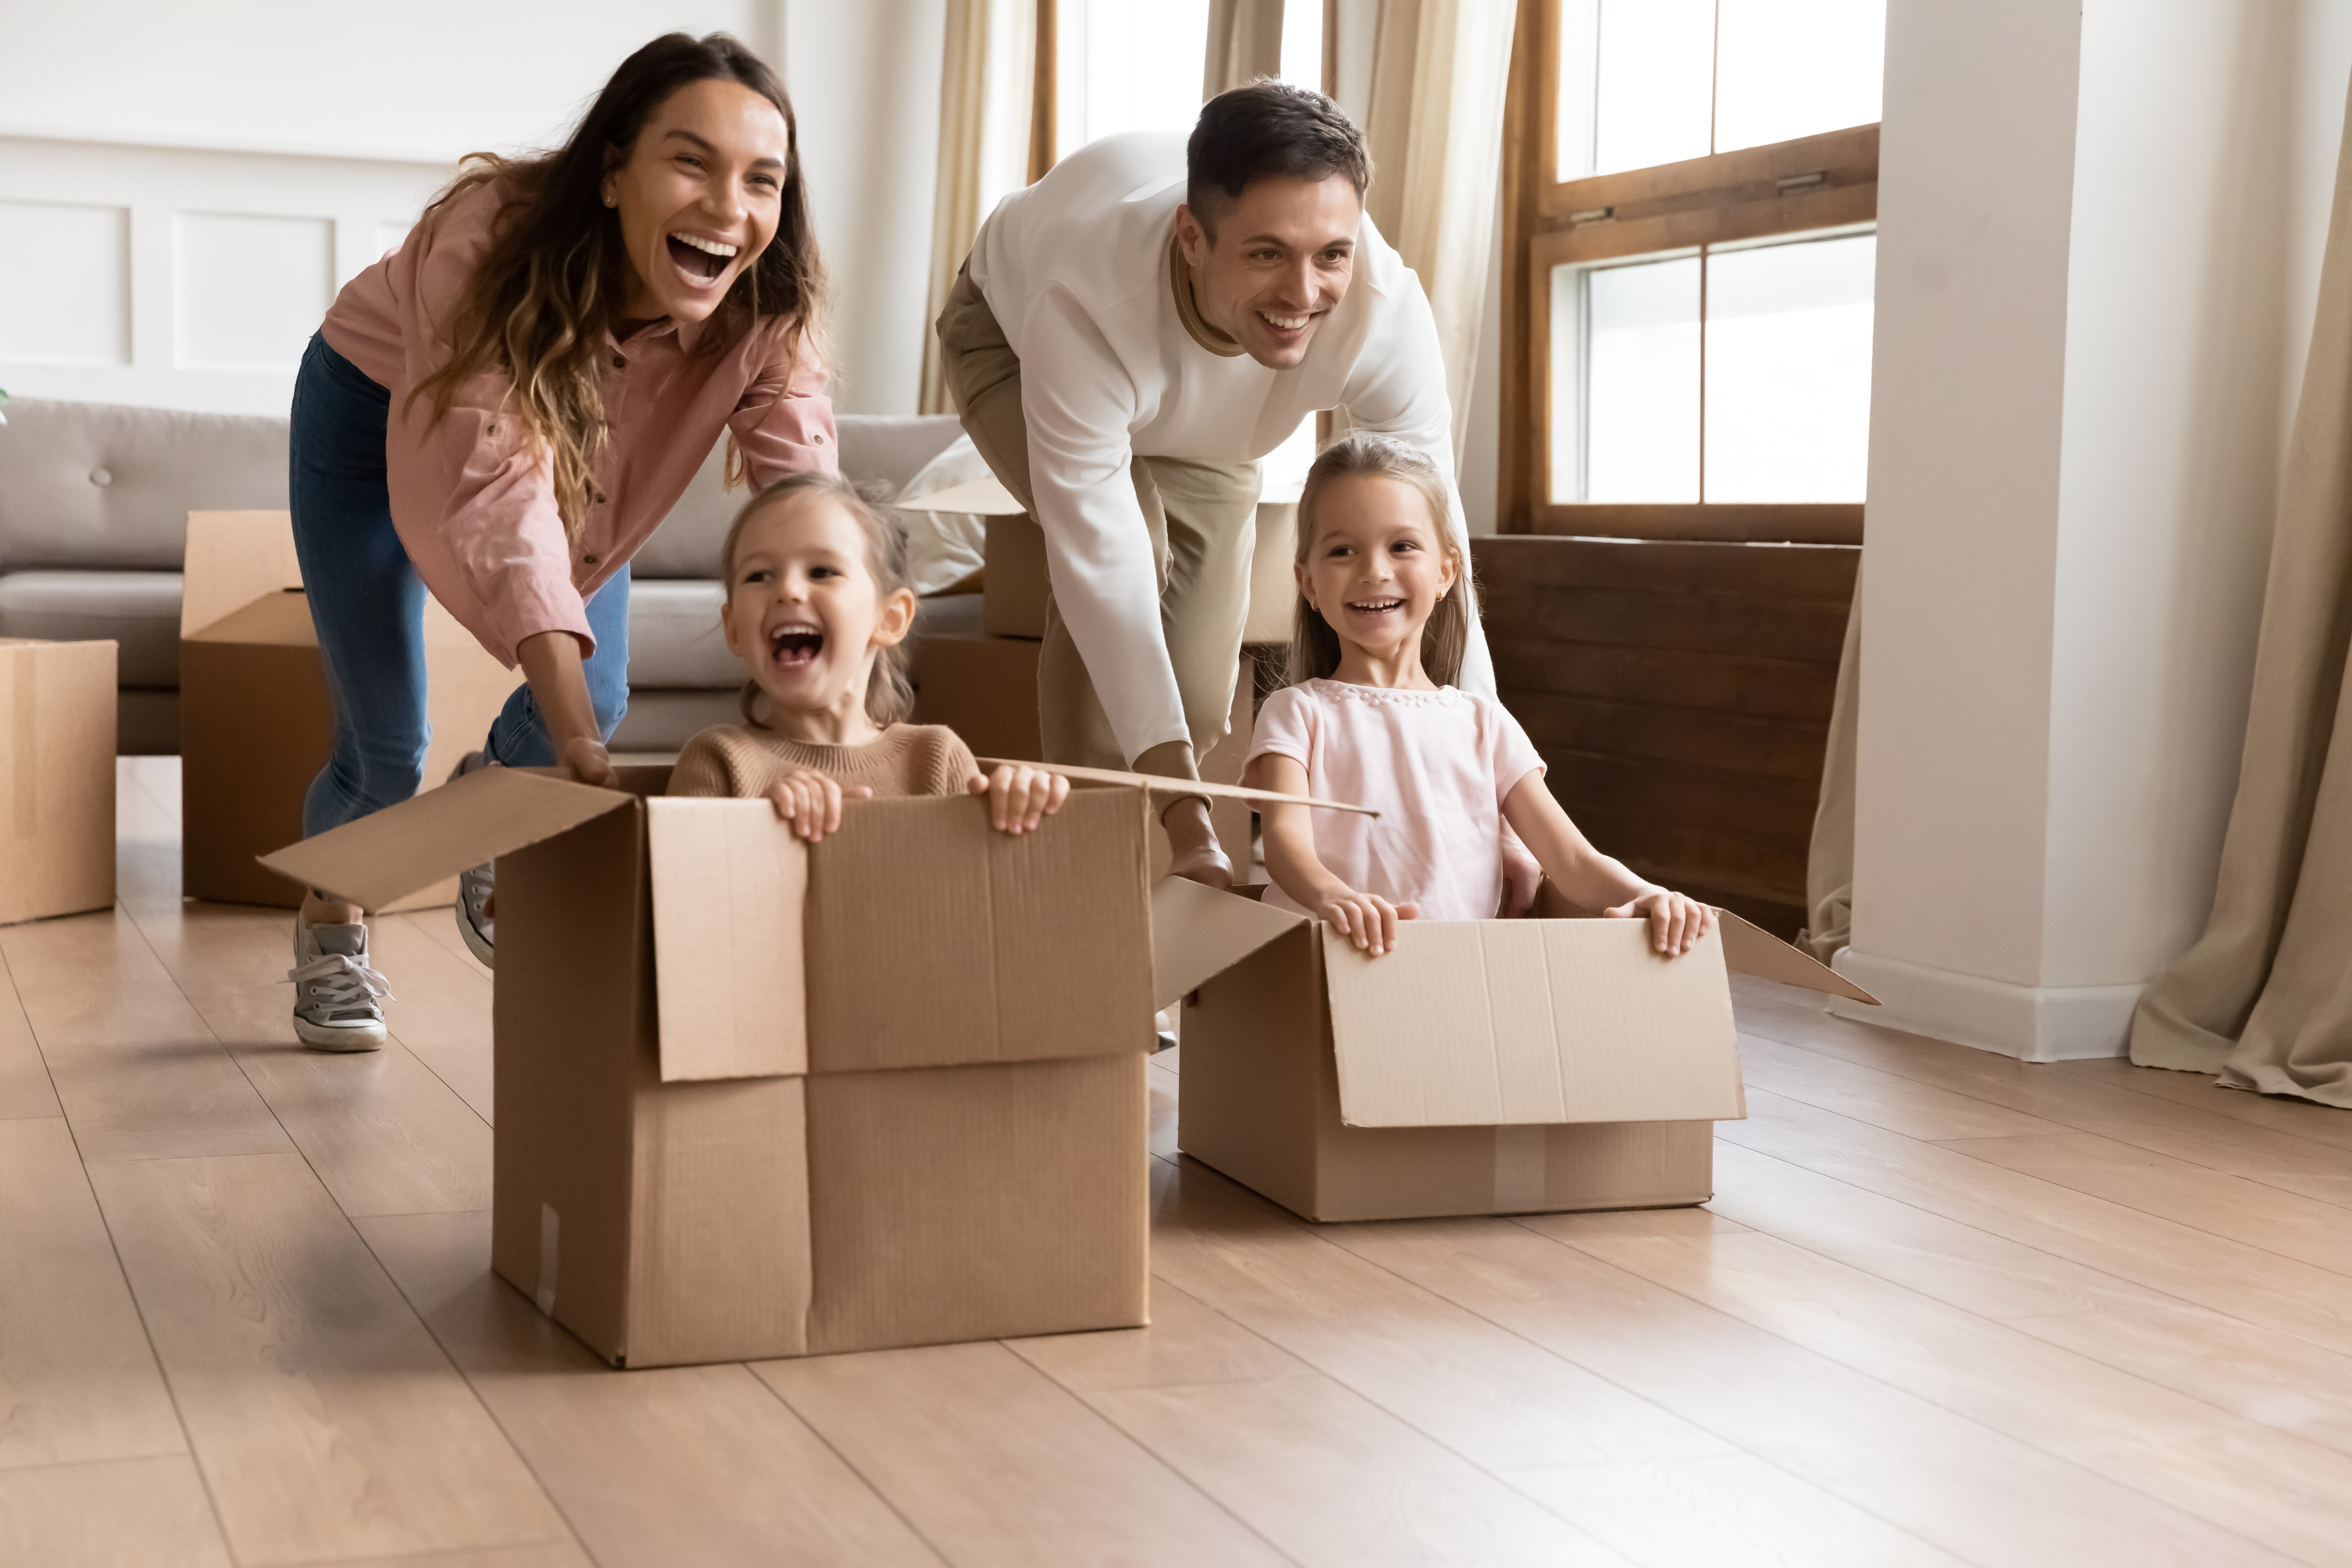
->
[765,768,872,841]
[968,763,1070,835]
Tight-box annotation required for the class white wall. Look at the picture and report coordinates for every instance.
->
[779,0,947,415]
[0,1,776,163]
[0,0,951,418]
[1844,0,2352,1058]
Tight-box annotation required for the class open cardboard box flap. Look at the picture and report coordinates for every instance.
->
[1154,885,1880,1130]
[258,766,628,912]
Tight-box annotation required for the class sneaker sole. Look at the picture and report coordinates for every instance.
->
[455,902,497,971]
[293,1016,386,1052]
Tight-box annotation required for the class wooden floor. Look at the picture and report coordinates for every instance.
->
[3,761,2348,1567]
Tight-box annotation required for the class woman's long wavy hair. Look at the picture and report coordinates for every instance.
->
[407,32,826,540]
[1289,433,1469,688]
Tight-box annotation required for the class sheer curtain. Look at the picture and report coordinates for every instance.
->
[921,0,1037,415]
[2128,80,2352,1110]
[1204,0,1286,97]
[1359,0,1515,462]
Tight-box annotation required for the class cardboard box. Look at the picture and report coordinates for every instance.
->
[1,637,117,925]
[263,763,1356,1367]
[989,501,1301,645]
[982,513,1051,638]
[910,626,1042,761]
[1155,878,1876,1223]
[178,511,519,909]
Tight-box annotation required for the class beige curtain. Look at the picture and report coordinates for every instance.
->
[1358,0,1516,463]
[1798,586,1860,964]
[1205,0,1287,98]
[2127,82,2352,1110]
[922,0,1037,415]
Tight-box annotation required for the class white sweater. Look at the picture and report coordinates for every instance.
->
[968,131,1495,762]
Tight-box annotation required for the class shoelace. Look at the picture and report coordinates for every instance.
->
[285,952,396,1016]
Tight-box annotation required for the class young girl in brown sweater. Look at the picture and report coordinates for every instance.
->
[668,472,1067,836]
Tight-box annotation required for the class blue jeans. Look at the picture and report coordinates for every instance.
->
[288,332,630,838]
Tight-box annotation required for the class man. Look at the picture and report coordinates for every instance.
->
[936,80,1506,890]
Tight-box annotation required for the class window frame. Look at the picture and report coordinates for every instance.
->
[1502,0,1879,542]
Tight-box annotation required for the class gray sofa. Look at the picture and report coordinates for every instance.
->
[0,397,963,754]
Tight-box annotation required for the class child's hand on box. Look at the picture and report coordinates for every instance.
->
[1603,886,1714,957]
[764,768,873,841]
[1321,887,1419,957]
[967,763,1070,834]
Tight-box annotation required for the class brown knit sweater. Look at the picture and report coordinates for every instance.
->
[667,722,981,802]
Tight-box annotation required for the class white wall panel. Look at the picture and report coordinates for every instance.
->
[0,135,447,413]
[0,200,131,365]
[173,212,335,372]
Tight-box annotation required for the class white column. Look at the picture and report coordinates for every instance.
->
[1840,0,2322,1059]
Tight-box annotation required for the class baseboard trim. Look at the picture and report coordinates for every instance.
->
[1827,950,2144,1062]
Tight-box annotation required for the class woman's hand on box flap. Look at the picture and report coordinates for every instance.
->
[1321,888,1416,957]
[968,763,1070,834]
[560,736,620,790]
[764,768,871,840]
[1603,887,1714,958]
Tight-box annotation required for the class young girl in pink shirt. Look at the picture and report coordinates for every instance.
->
[1243,434,1714,958]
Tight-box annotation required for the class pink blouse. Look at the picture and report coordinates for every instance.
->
[321,178,838,667]
[1244,679,1547,922]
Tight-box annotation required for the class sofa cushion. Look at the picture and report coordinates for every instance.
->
[0,570,186,686]
[0,399,288,573]
[629,414,965,580]
[625,578,736,688]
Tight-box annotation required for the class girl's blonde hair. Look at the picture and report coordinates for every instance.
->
[719,472,915,727]
[1289,433,1469,687]
[407,33,827,543]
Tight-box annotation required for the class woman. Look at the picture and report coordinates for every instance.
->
[286,33,835,1050]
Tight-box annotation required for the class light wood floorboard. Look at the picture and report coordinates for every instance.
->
[88,1153,569,1565]
[0,1454,233,1567]
[3,763,2340,1566]
[757,1339,1293,1567]
[361,1209,941,1568]
[0,1117,184,1470]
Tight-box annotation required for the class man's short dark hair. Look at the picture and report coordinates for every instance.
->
[1186,79,1372,237]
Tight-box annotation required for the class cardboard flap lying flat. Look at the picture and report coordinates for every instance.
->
[977,758,1379,817]
[1150,877,1306,1010]
[181,511,303,638]
[1716,911,1878,1003]
[258,766,630,911]
[187,590,316,648]
[1322,919,1746,1128]
[645,799,809,1083]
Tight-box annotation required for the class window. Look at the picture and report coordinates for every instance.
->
[1506,0,1883,539]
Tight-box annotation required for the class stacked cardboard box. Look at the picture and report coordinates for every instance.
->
[1157,878,1876,1222]
[1,636,117,925]
[177,511,518,908]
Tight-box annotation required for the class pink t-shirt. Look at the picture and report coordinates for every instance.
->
[1243,679,1547,922]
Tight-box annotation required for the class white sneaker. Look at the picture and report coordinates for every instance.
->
[289,916,392,1052]
[451,751,496,969]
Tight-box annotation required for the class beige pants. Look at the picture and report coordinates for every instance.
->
[935,264,1261,770]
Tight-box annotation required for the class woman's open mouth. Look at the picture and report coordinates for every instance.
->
[768,622,824,668]
[667,231,737,287]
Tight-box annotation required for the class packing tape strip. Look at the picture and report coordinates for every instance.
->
[1493,1125,1548,1212]
[10,654,34,839]
[537,1202,559,1317]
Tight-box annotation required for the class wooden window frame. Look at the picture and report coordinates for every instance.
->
[1500,0,1879,543]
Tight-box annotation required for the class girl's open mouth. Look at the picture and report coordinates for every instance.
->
[1349,597,1405,616]
[667,232,735,285]
[768,625,824,668]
